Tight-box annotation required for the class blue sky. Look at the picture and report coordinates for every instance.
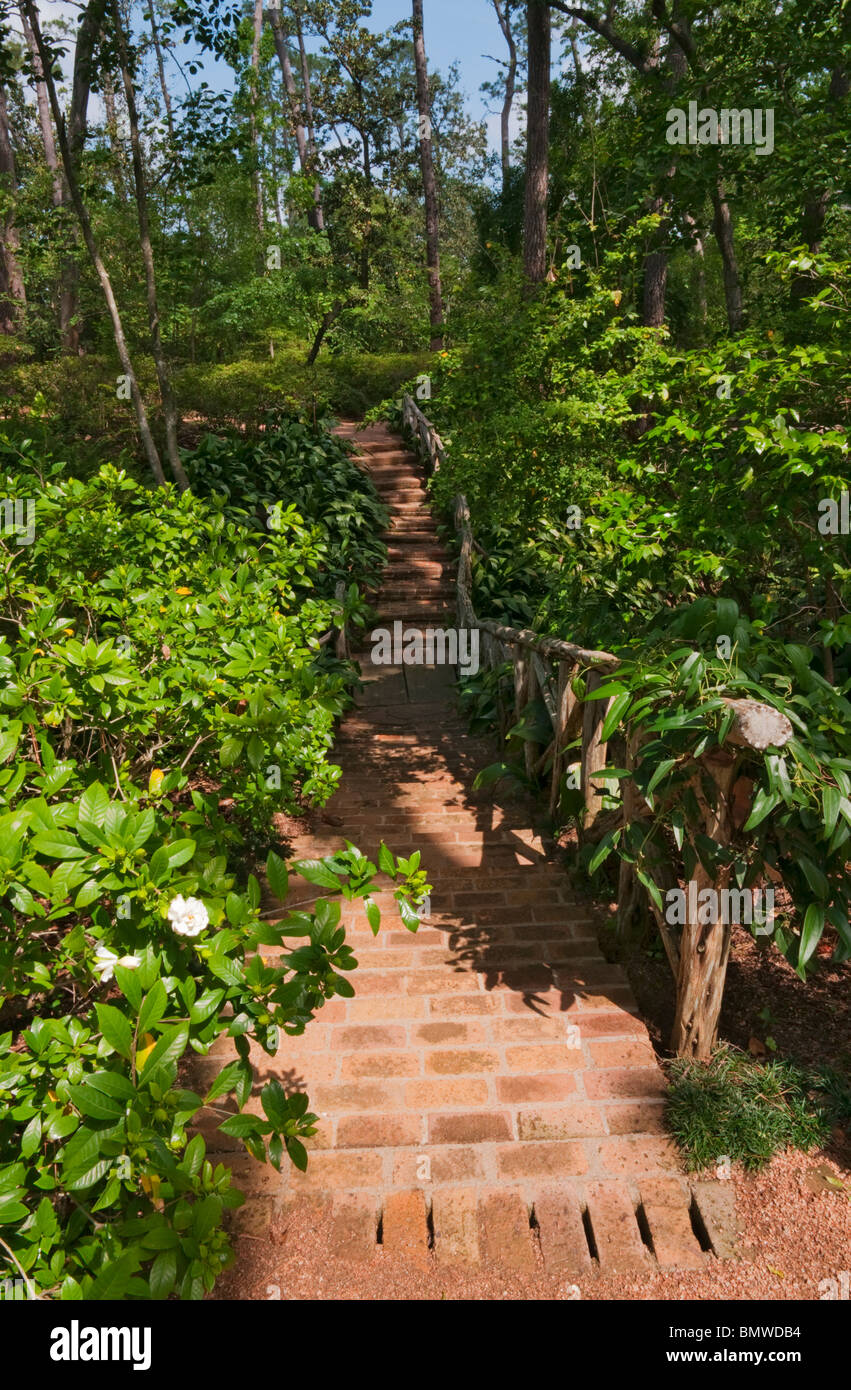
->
[42,0,529,156]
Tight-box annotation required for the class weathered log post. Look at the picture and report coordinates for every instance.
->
[670,699,793,1059]
[580,669,612,834]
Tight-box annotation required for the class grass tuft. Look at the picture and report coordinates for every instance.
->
[665,1043,849,1172]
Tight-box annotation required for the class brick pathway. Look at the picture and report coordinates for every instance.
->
[204,423,736,1281]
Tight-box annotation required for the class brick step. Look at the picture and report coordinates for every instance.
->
[381,532,442,545]
[386,549,451,564]
[374,606,454,622]
[374,588,456,603]
[235,1182,722,1275]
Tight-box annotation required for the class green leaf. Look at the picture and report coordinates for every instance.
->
[798,903,825,970]
[292,858,341,890]
[138,980,168,1036]
[95,1003,134,1060]
[364,896,381,935]
[86,1070,135,1101]
[261,1078,289,1128]
[600,691,632,743]
[114,962,143,1010]
[219,736,244,768]
[743,788,781,831]
[149,1248,177,1300]
[266,850,289,902]
[647,758,677,795]
[588,828,620,876]
[138,1022,190,1087]
[88,1251,140,1301]
[78,782,110,829]
[286,1136,308,1171]
[194,1194,223,1241]
[378,843,395,876]
[30,831,88,860]
[67,1082,123,1122]
[822,786,841,837]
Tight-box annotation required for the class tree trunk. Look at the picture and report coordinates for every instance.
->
[148,0,175,142]
[21,0,166,487]
[250,0,265,242]
[711,180,743,333]
[20,1,80,348]
[412,0,445,348]
[670,753,739,1058]
[307,298,346,366]
[270,3,322,232]
[684,210,707,326]
[295,6,325,232]
[57,0,107,354]
[642,212,668,328]
[0,87,26,333]
[19,4,63,205]
[523,0,550,285]
[102,72,128,198]
[113,0,188,490]
[359,126,372,291]
[493,0,518,190]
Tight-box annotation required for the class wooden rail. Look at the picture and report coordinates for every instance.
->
[401,392,446,478]
[401,394,795,1058]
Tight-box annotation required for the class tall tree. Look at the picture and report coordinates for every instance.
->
[0,84,26,333]
[147,0,175,142]
[294,3,323,231]
[112,0,187,489]
[489,0,520,190]
[269,1,323,231]
[412,0,444,349]
[21,0,166,486]
[523,0,550,284]
[19,0,94,350]
[548,0,744,332]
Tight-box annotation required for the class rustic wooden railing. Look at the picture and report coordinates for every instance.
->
[401,391,446,478]
[400,393,795,1058]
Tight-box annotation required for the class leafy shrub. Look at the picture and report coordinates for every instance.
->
[183,418,390,589]
[174,350,429,431]
[409,245,851,987]
[0,424,428,1299]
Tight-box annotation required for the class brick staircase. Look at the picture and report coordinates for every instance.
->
[202,421,738,1285]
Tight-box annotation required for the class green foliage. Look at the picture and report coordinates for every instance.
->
[0,419,429,1299]
[417,240,851,984]
[183,416,389,587]
[665,1045,836,1172]
[585,605,851,977]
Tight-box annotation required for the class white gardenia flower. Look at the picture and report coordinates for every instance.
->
[93,946,142,983]
[167,894,209,939]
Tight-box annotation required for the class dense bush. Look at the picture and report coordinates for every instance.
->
[0,351,428,471]
[0,425,427,1299]
[183,418,389,589]
[174,350,429,432]
[404,245,851,984]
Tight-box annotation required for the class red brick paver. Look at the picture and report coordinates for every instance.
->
[212,423,726,1281]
